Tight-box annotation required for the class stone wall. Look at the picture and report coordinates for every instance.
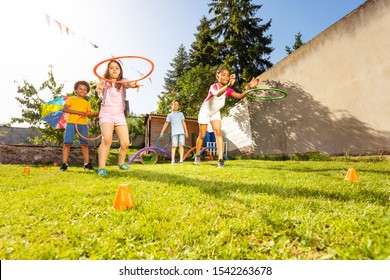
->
[0,144,98,165]
[0,125,145,149]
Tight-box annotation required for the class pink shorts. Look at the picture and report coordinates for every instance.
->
[99,112,127,126]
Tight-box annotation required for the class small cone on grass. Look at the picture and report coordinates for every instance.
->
[43,166,48,170]
[345,168,359,182]
[113,184,135,210]
[53,163,58,167]
[23,167,30,174]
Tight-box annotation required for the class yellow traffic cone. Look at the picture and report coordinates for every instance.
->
[113,184,136,210]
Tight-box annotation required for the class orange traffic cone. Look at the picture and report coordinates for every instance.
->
[43,166,48,170]
[23,167,30,174]
[53,163,58,167]
[113,184,136,210]
[345,168,359,182]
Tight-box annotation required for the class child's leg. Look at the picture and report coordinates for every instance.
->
[80,144,89,163]
[178,134,185,162]
[195,124,208,155]
[115,124,130,165]
[77,124,90,164]
[211,120,224,160]
[171,135,178,163]
[171,147,177,163]
[62,144,71,163]
[179,146,184,162]
[98,122,114,169]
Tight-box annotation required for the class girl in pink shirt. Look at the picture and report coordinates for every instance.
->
[195,66,259,168]
[96,60,139,176]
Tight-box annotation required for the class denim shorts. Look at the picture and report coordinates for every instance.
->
[64,123,88,144]
[171,134,185,147]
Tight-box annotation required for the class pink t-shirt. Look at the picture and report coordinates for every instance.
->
[99,82,126,115]
[201,83,234,113]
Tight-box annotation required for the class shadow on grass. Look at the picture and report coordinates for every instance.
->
[264,165,390,176]
[110,169,390,207]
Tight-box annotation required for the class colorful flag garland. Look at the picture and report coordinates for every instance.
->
[44,14,153,84]
[44,13,98,48]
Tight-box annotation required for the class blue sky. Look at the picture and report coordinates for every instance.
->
[0,0,366,126]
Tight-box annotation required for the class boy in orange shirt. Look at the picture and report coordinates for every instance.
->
[60,80,98,171]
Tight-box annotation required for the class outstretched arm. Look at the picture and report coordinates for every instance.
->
[123,81,141,89]
[230,77,259,100]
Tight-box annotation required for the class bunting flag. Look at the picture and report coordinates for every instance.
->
[44,13,98,48]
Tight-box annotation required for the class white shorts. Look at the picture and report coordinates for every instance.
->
[198,109,221,125]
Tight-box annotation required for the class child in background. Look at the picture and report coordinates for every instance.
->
[195,66,259,168]
[60,80,98,171]
[160,100,188,164]
[96,60,139,176]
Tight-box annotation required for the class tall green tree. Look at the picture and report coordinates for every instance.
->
[190,16,221,67]
[285,32,304,54]
[157,45,191,114]
[208,0,273,84]
[164,44,191,90]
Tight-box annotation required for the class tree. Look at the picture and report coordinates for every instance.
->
[11,66,100,146]
[164,44,191,90]
[208,0,273,84]
[175,64,218,117]
[190,16,221,67]
[157,0,274,115]
[285,32,304,54]
[157,45,191,114]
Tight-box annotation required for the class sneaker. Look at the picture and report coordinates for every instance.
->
[59,163,68,172]
[171,161,176,165]
[194,155,201,165]
[218,159,225,168]
[83,163,94,170]
[179,161,184,164]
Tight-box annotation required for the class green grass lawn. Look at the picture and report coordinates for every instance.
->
[0,156,389,260]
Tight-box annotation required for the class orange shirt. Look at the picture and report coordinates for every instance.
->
[64,97,91,124]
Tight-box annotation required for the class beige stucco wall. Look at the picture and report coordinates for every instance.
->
[223,0,390,155]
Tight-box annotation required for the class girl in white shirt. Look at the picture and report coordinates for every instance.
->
[195,66,259,168]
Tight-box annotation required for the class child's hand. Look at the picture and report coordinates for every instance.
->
[87,111,97,118]
[229,74,236,86]
[124,81,141,89]
[96,80,105,93]
[248,77,259,89]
